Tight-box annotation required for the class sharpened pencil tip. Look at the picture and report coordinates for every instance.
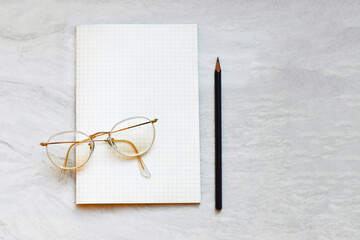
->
[215,57,221,72]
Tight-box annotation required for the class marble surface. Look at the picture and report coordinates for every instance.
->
[1,0,360,239]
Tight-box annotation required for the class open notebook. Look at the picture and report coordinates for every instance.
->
[75,24,200,204]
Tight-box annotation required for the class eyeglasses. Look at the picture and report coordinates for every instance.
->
[40,116,157,178]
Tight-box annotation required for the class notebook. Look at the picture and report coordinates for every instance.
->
[75,24,201,204]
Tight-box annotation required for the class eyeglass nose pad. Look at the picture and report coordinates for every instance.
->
[107,137,117,150]
[88,143,95,151]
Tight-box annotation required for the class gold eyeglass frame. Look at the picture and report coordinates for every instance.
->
[40,116,157,177]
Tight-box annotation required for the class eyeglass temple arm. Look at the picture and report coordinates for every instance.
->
[60,138,150,178]
[40,118,158,146]
[60,142,94,175]
[41,138,91,146]
[59,142,77,177]
[111,139,151,178]
[60,139,144,170]
[110,119,157,136]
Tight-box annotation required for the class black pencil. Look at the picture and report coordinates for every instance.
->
[215,57,222,210]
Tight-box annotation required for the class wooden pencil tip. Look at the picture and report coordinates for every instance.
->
[215,57,221,72]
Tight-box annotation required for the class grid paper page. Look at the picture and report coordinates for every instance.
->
[76,24,200,204]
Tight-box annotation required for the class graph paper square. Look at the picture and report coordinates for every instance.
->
[75,24,200,204]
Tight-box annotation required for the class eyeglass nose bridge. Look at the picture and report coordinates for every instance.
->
[90,131,109,139]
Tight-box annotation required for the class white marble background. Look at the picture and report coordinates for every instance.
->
[1,0,360,239]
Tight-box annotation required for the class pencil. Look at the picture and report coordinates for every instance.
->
[215,57,222,210]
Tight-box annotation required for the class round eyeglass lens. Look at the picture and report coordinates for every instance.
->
[46,131,93,170]
[109,117,155,157]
